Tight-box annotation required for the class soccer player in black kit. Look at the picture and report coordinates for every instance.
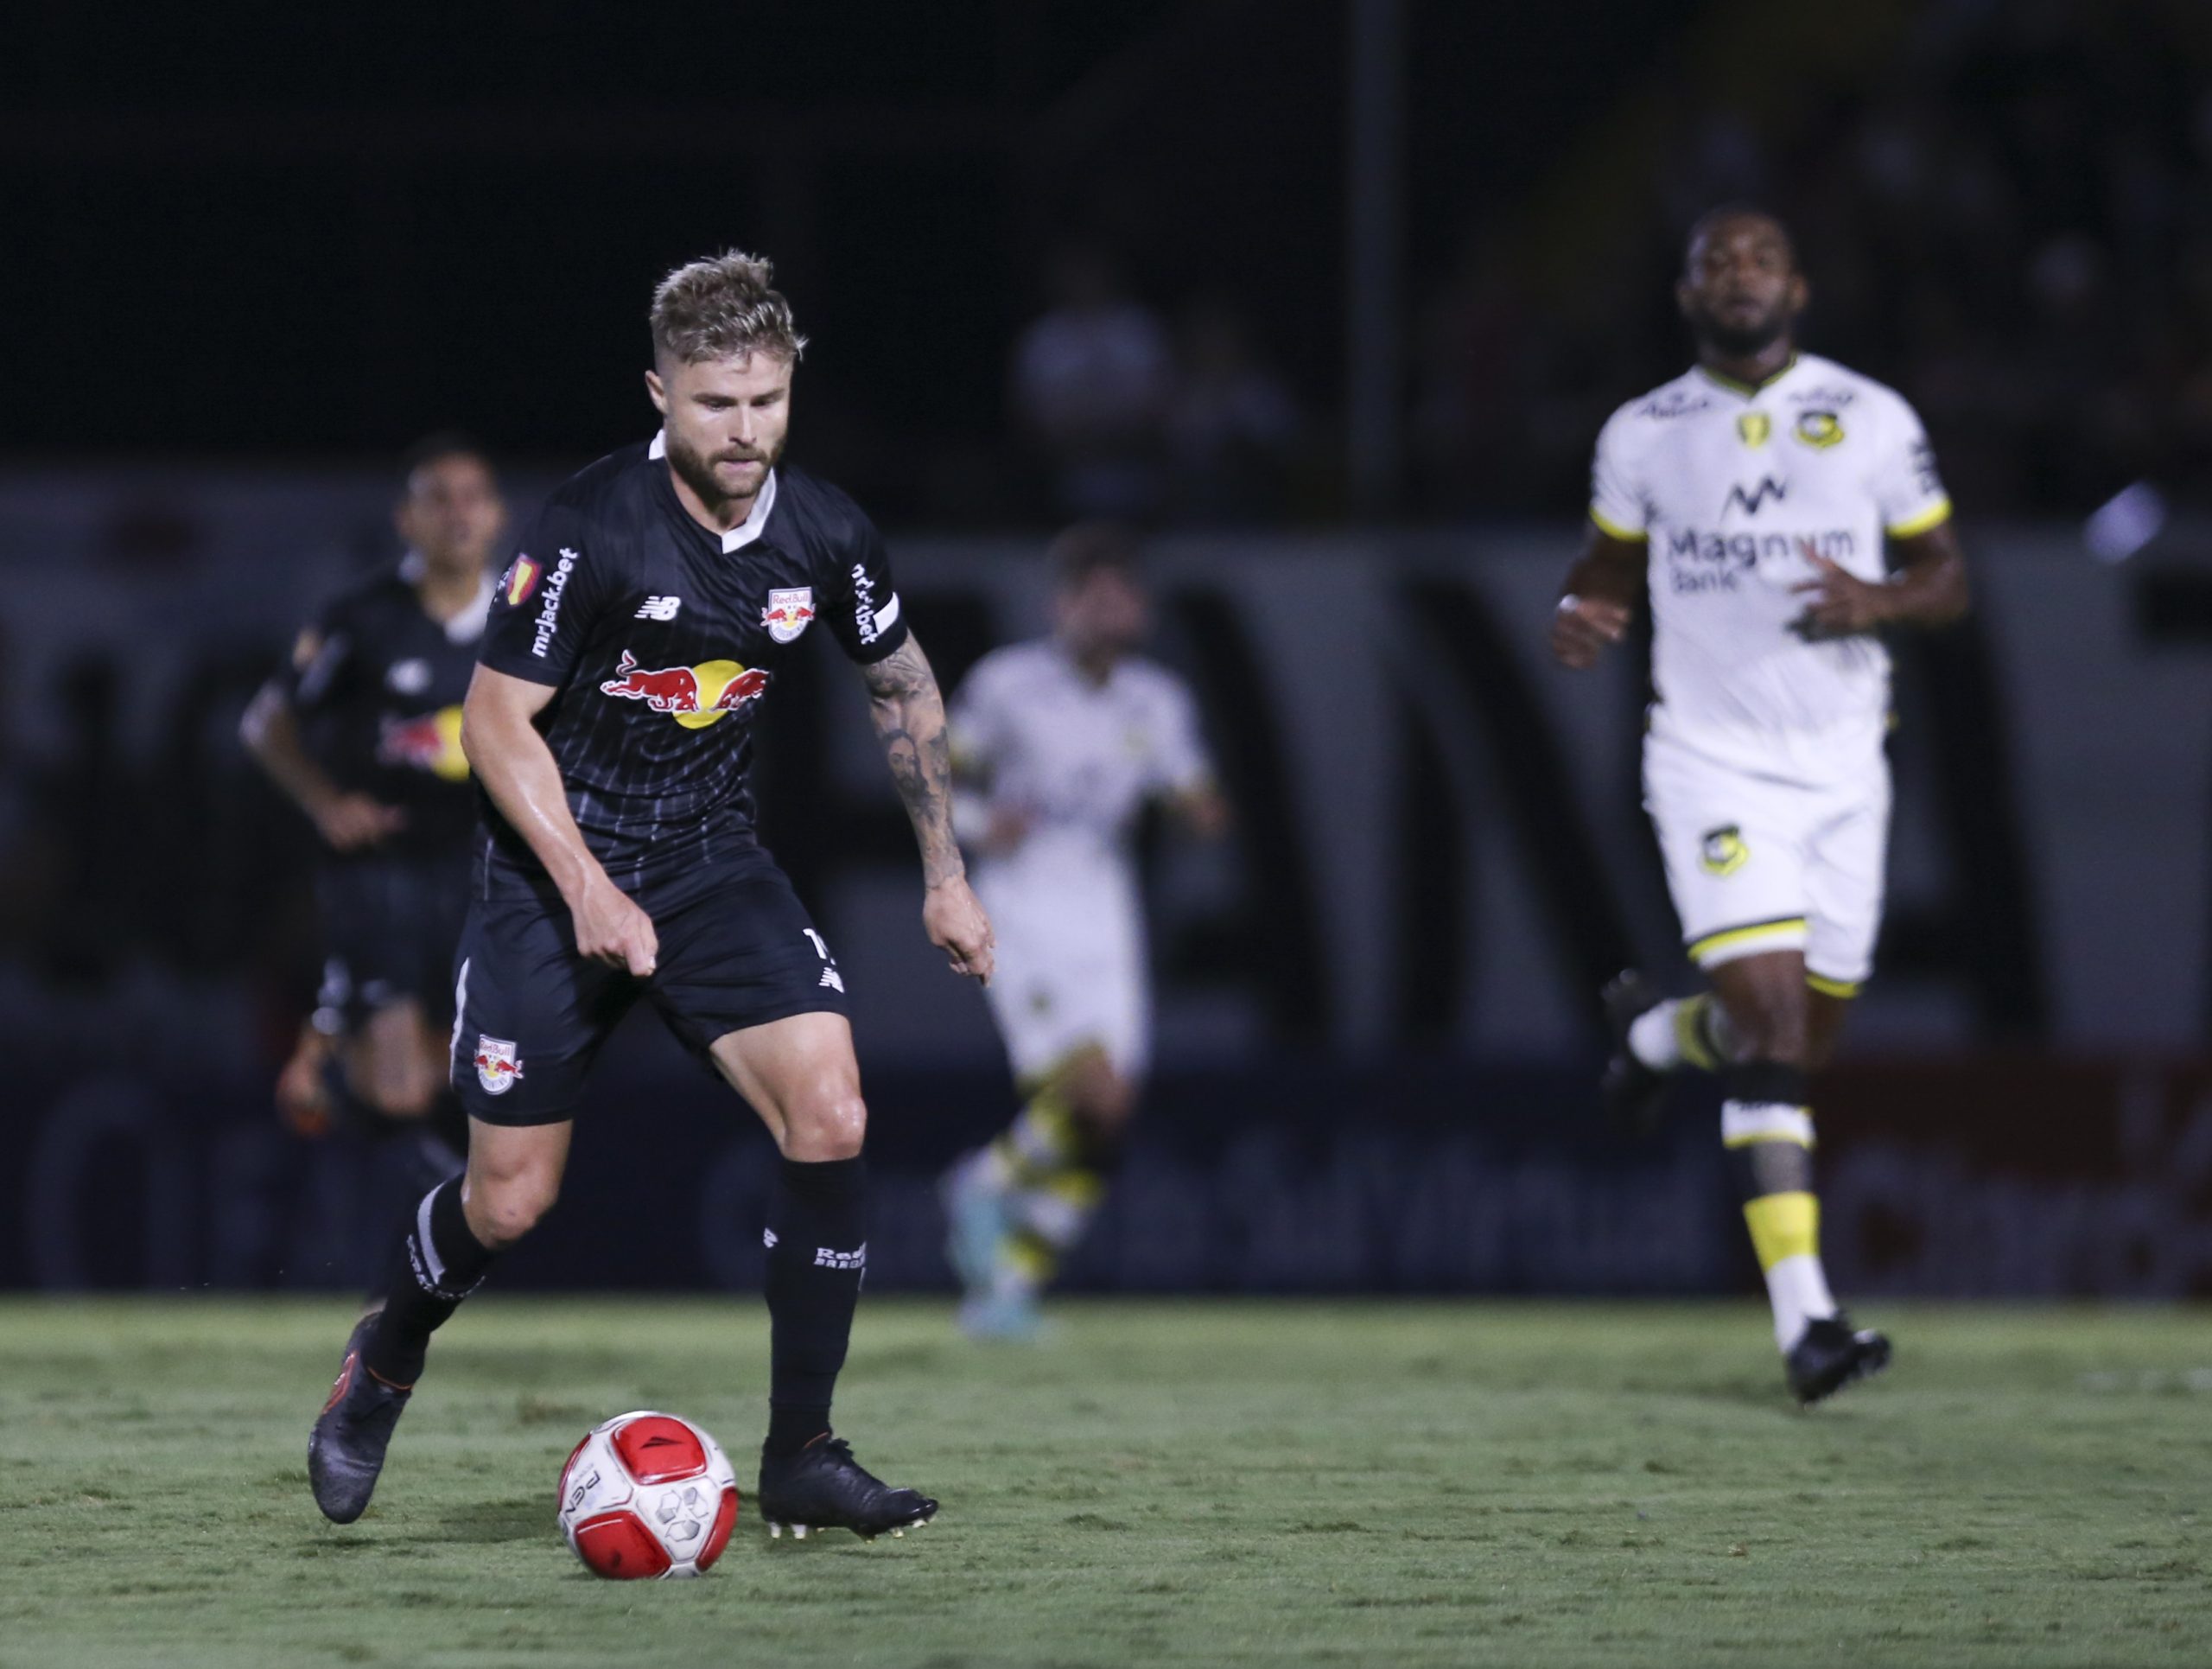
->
[243,437,505,1175]
[309,252,995,1542]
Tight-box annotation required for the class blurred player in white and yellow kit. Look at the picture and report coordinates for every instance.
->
[1553,207,1969,1404]
[941,526,1227,1338]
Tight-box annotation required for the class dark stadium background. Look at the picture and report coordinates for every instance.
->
[5,0,2210,1299]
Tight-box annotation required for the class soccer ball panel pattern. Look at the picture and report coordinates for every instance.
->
[611,1414,710,1485]
[556,1410,739,1580]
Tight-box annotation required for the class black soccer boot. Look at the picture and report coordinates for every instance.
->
[1786,1314,1892,1407]
[758,1436,937,1542]
[308,1314,413,1523]
[1599,971,1669,1135]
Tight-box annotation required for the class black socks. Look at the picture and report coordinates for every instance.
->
[363,1178,498,1387]
[354,1158,868,1452]
[762,1155,868,1456]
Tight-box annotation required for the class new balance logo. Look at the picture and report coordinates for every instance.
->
[1724,478,1788,517]
[635,596,683,621]
[818,966,846,993]
[762,1228,779,1249]
[814,1245,866,1271]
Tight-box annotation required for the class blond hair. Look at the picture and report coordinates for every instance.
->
[650,250,808,366]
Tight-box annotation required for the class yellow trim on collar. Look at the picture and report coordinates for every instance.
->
[1697,354,1799,398]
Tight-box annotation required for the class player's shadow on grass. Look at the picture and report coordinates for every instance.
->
[423,1494,548,1544]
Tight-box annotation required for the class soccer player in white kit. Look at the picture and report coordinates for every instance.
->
[940,526,1228,1339]
[1552,207,1969,1405]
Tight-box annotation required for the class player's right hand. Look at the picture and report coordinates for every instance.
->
[1550,594,1631,669]
[923,875,995,986]
[569,875,659,978]
[315,792,407,852]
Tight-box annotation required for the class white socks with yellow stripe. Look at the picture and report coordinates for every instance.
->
[1721,1061,1838,1354]
[1627,992,1739,1073]
[981,1091,1106,1297]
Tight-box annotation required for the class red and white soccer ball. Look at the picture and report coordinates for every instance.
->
[556,1411,741,1579]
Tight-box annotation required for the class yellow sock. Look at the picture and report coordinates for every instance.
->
[1674,994,1725,1071]
[986,1083,1106,1291]
[1742,1190,1819,1271]
[1741,1188,1837,1353]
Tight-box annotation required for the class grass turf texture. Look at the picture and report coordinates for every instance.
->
[1,1301,2209,1667]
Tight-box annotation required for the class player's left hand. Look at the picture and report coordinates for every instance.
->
[923,875,995,985]
[1791,555,1896,639]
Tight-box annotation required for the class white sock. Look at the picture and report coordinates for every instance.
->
[1627,1003,1682,1069]
[1764,1253,1839,1354]
[1629,995,1739,1071]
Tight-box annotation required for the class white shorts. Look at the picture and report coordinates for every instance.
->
[1643,732,1891,993]
[976,873,1150,1084]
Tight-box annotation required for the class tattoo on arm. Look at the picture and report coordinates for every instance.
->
[861,634,965,887]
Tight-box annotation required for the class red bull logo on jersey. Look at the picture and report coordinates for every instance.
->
[474,1035,523,1096]
[760,587,815,645]
[376,704,470,781]
[599,650,771,729]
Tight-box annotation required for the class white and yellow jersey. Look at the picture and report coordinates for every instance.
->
[1588,352,1950,783]
[950,640,1211,1080]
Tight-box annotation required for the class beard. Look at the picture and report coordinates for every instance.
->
[664,426,780,509]
[1690,298,1791,358]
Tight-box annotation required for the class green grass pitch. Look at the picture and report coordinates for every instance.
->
[2,1298,2209,1667]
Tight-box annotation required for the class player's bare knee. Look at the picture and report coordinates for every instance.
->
[469,1189,554,1250]
[1066,1064,1134,1134]
[1716,978,1808,1065]
[782,1092,868,1162]
[1734,1004,1809,1067]
[466,1169,560,1249]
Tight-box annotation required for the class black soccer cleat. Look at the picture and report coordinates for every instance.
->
[758,1436,937,1542]
[1600,970,1669,1135]
[1786,1315,1892,1407]
[308,1315,412,1524]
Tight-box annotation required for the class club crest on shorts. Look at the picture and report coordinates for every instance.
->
[1699,825,1750,877]
[761,587,816,644]
[474,1035,524,1095]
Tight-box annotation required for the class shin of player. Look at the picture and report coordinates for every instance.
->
[1553,206,1966,1403]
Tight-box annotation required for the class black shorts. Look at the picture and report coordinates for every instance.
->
[315,853,471,1030]
[449,861,850,1126]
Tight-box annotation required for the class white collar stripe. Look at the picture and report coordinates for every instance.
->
[721,469,777,553]
[647,430,777,552]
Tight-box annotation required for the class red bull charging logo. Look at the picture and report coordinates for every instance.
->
[599,650,771,729]
[474,1035,523,1096]
[377,704,470,780]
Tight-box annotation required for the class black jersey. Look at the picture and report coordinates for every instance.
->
[279,555,492,860]
[475,437,910,897]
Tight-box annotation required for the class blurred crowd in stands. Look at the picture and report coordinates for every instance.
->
[1014,0,2212,525]
[1009,247,1308,526]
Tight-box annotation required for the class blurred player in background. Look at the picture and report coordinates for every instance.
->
[242,436,504,1182]
[940,526,1227,1339]
[1551,207,1968,1404]
[308,252,993,1542]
